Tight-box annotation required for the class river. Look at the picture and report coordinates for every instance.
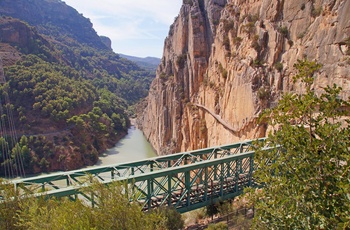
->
[96,126,156,166]
[17,126,154,179]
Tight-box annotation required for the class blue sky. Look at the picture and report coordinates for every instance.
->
[63,0,182,58]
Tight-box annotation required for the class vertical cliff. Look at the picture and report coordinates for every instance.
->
[138,0,350,155]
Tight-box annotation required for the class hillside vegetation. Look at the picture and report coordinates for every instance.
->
[0,1,155,175]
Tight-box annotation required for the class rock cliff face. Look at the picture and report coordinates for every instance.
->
[100,36,112,50]
[0,0,108,50]
[138,0,350,155]
[0,18,39,65]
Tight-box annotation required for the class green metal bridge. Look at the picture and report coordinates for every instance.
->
[9,138,271,213]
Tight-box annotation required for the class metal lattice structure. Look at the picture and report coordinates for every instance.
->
[10,138,271,213]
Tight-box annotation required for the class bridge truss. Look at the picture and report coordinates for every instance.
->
[9,138,269,213]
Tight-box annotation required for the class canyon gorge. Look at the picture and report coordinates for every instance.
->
[138,0,350,155]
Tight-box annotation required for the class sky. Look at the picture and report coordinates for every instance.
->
[63,0,182,58]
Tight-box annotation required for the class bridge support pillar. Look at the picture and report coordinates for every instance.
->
[204,167,208,201]
[168,174,172,207]
[147,179,152,211]
[249,156,254,186]
[185,171,190,207]
[220,163,224,197]
[235,160,239,193]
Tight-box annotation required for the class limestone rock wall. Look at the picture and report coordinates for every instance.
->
[138,0,350,155]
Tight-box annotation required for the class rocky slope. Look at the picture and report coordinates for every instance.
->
[138,0,350,155]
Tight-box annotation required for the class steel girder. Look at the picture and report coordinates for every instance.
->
[6,138,269,212]
[127,151,256,213]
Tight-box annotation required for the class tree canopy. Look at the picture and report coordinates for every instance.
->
[250,59,350,229]
[0,180,169,230]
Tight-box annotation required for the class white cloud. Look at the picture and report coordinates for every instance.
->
[82,0,181,24]
[63,0,182,57]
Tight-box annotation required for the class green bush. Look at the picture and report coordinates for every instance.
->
[218,63,228,79]
[252,58,264,67]
[242,21,255,34]
[159,72,167,80]
[223,35,230,51]
[233,36,243,46]
[223,20,234,33]
[206,203,219,218]
[274,62,283,72]
[257,87,270,100]
[176,54,187,68]
[311,6,322,17]
[278,26,288,38]
[159,207,184,230]
[14,181,166,230]
[206,222,228,230]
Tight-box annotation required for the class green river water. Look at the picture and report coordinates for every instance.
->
[96,126,157,166]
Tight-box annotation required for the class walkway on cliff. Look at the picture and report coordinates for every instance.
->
[194,104,258,135]
[195,104,238,134]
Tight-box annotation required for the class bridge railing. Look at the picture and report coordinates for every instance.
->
[6,138,274,212]
[126,150,258,213]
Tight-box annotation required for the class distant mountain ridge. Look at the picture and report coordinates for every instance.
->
[119,54,160,72]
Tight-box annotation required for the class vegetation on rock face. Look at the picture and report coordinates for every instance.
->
[278,26,289,38]
[176,53,187,69]
[249,60,350,229]
[274,61,283,72]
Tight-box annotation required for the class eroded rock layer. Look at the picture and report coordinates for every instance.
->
[138,0,350,155]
